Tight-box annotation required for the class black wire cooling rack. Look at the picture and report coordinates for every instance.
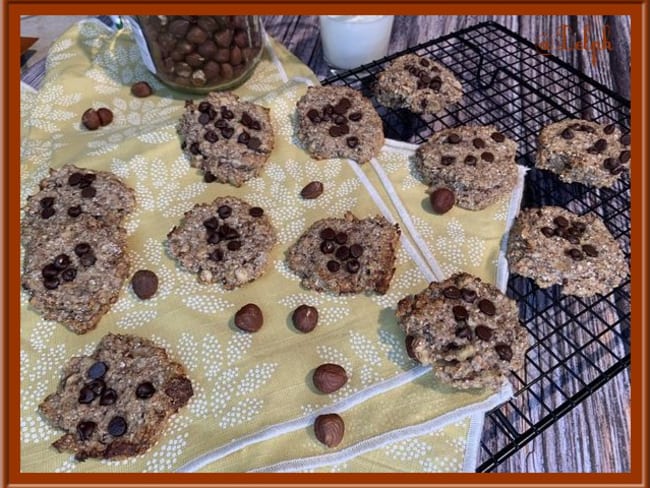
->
[322,21,631,472]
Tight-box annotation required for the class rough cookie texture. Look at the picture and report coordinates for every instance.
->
[506,206,628,297]
[178,91,274,186]
[414,125,518,210]
[167,196,276,289]
[374,53,463,114]
[287,211,400,295]
[296,86,384,163]
[396,273,528,390]
[536,119,631,188]
[21,215,130,334]
[39,334,193,461]
[21,164,135,246]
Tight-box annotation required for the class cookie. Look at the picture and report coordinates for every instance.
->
[396,272,527,391]
[167,196,276,289]
[39,333,193,461]
[374,53,463,114]
[21,215,130,334]
[295,86,384,163]
[506,206,628,297]
[414,125,518,210]
[178,91,274,186]
[21,164,135,246]
[536,119,631,188]
[287,211,400,295]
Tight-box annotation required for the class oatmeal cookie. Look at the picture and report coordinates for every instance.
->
[414,125,518,210]
[287,211,400,295]
[374,53,463,114]
[167,196,276,289]
[178,91,274,186]
[39,333,193,461]
[536,119,630,188]
[396,272,528,391]
[506,206,628,296]
[296,86,384,163]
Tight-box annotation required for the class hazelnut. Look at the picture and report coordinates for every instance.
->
[234,303,263,332]
[313,363,348,394]
[314,413,344,448]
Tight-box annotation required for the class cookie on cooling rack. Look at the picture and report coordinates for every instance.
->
[536,119,630,188]
[178,91,274,187]
[39,333,193,461]
[396,272,528,391]
[374,53,463,115]
[167,196,276,289]
[295,85,384,163]
[287,211,400,295]
[506,206,628,297]
[414,125,518,210]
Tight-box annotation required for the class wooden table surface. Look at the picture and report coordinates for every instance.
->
[20,14,631,473]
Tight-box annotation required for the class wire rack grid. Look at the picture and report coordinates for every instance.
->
[322,21,631,472]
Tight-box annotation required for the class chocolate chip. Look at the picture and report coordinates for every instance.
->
[320,240,335,254]
[335,232,348,245]
[237,131,250,144]
[475,325,493,341]
[67,205,82,217]
[215,118,228,129]
[81,108,101,130]
[346,259,360,273]
[207,231,221,245]
[572,221,587,233]
[43,277,60,290]
[429,80,442,91]
[491,132,505,142]
[99,388,118,406]
[227,240,242,251]
[249,207,264,217]
[198,101,211,113]
[204,130,218,143]
[441,155,456,166]
[78,387,95,404]
[561,128,574,140]
[40,207,55,219]
[240,111,253,127]
[247,137,262,151]
[455,325,473,340]
[334,98,351,114]
[594,138,608,152]
[74,243,91,256]
[190,142,201,155]
[292,304,319,333]
[582,244,599,257]
[446,133,461,144]
[346,136,359,149]
[221,126,235,139]
[610,165,625,175]
[429,187,455,214]
[452,305,468,321]
[221,108,234,120]
[619,150,631,164]
[540,226,555,238]
[234,303,264,333]
[61,268,77,282]
[333,114,346,125]
[217,205,232,219]
[328,125,344,137]
[320,228,336,241]
[461,288,477,303]
[349,244,363,258]
[136,381,156,399]
[79,252,97,267]
[478,299,496,316]
[219,224,239,240]
[443,286,461,299]
[97,108,113,126]
[108,416,127,437]
[131,269,159,300]
[553,216,569,228]
[464,155,477,166]
[420,58,430,67]
[53,254,71,270]
[40,197,54,208]
[198,112,210,125]
[472,138,486,149]
[77,421,96,441]
[326,260,340,272]
[480,151,494,162]
[307,109,321,123]
[209,249,223,262]
[495,344,513,361]
[620,133,630,145]
[335,245,350,261]
[204,217,220,230]
[42,264,59,279]
[87,378,105,396]
[565,248,584,261]
[603,123,616,134]
[131,81,153,98]
[323,104,334,115]
[301,181,324,200]
[348,112,362,122]
[81,186,96,199]
[603,158,620,170]
[405,335,418,360]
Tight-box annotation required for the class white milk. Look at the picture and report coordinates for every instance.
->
[319,15,395,70]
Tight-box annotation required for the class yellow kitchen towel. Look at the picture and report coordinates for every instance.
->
[20,18,522,473]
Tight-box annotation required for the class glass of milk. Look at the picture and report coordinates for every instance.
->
[319,15,395,70]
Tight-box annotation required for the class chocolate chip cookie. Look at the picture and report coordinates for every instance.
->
[536,119,630,188]
[295,86,384,163]
[414,125,518,210]
[21,215,130,334]
[506,206,628,297]
[21,164,135,246]
[286,211,400,295]
[396,272,527,391]
[39,333,193,461]
[178,91,274,186]
[374,53,463,114]
[167,196,276,289]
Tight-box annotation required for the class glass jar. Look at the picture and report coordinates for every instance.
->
[125,16,264,93]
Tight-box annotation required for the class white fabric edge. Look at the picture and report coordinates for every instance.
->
[249,382,513,473]
[264,30,289,84]
[20,81,38,94]
[176,365,431,472]
[462,412,488,472]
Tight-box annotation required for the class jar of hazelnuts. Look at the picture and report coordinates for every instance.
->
[124,16,264,93]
